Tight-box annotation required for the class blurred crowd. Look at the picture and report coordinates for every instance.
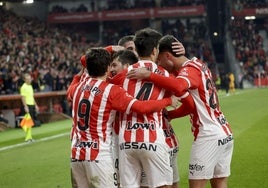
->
[0,8,100,95]
[230,17,268,83]
[233,0,267,10]
[0,0,214,95]
[50,0,205,14]
[1,0,267,95]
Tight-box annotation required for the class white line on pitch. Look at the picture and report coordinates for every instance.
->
[0,132,69,152]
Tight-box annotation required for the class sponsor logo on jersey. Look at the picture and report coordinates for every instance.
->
[75,140,99,149]
[189,163,204,172]
[218,135,233,146]
[153,68,165,75]
[217,115,228,125]
[163,128,175,138]
[179,68,188,76]
[81,85,102,95]
[169,147,179,156]
[120,142,157,151]
[126,121,155,130]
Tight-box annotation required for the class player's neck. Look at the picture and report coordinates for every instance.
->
[139,56,154,62]
[94,75,106,81]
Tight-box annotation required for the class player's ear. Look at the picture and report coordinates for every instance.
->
[167,52,176,62]
[166,52,172,59]
[152,47,158,56]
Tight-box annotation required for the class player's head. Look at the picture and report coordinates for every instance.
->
[158,35,183,58]
[134,28,162,60]
[118,35,136,51]
[110,49,138,77]
[23,73,32,85]
[85,48,111,77]
[157,35,184,73]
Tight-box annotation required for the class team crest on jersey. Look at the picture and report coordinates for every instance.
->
[179,68,188,76]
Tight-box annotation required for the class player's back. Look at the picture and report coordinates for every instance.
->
[70,77,117,161]
[120,60,170,143]
[183,57,232,139]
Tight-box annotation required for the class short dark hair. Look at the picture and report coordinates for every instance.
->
[118,35,134,46]
[112,50,138,65]
[85,48,111,77]
[158,35,182,57]
[134,28,162,57]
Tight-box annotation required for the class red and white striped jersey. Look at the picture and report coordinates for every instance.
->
[68,76,135,161]
[151,57,232,140]
[111,60,171,144]
[162,116,179,149]
[67,73,172,160]
[178,57,232,140]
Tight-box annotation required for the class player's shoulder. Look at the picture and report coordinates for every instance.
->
[109,69,127,86]
[185,57,206,70]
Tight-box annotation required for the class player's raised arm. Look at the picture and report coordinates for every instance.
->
[127,67,189,97]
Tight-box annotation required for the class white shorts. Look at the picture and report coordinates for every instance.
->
[140,146,179,186]
[119,142,173,188]
[112,134,120,186]
[71,159,117,188]
[170,147,179,183]
[189,134,234,179]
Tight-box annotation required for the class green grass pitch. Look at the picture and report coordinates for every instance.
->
[0,88,268,188]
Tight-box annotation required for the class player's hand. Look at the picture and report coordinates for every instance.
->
[126,67,151,79]
[172,41,185,56]
[170,95,179,109]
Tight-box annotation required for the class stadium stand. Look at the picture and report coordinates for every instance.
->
[0,0,267,126]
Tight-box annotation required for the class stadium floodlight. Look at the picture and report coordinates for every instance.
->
[23,0,34,4]
[245,16,256,20]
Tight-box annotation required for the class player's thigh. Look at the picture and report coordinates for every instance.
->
[71,160,117,188]
[189,138,220,180]
[189,135,233,180]
[112,135,120,186]
[214,138,234,178]
[71,161,89,188]
[141,143,173,187]
[170,147,179,184]
[119,149,142,188]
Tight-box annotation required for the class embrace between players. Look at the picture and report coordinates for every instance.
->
[67,28,233,188]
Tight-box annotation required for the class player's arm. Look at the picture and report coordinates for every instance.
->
[130,95,178,114]
[110,85,178,114]
[168,94,195,119]
[127,68,189,97]
[67,68,85,101]
[20,90,29,113]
